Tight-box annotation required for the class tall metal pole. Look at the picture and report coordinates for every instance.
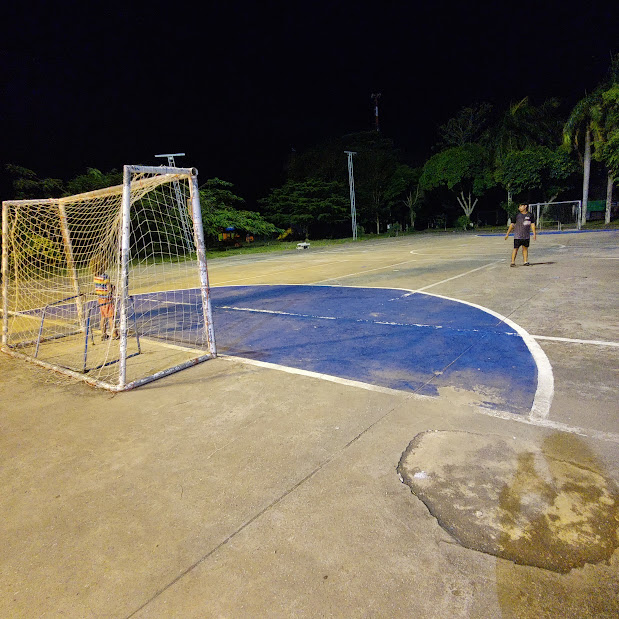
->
[371,93,382,132]
[345,151,358,240]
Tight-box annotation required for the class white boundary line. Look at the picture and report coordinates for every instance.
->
[409,288,554,421]
[310,258,423,283]
[475,405,619,443]
[219,355,619,444]
[411,260,504,292]
[532,335,619,347]
[218,354,436,399]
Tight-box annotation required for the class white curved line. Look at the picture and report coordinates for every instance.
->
[416,290,554,421]
[211,283,554,421]
[218,354,435,399]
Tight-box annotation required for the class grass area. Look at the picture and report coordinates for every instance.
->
[204,237,365,259]
[584,218,619,229]
[202,218,619,259]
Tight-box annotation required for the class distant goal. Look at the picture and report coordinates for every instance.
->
[1,165,216,391]
[529,200,582,231]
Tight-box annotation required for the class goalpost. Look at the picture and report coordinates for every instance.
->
[1,165,216,391]
[529,200,582,232]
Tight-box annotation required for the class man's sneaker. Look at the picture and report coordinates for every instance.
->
[524,262,530,266]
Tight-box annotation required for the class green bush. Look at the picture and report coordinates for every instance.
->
[456,215,472,230]
[501,201,519,219]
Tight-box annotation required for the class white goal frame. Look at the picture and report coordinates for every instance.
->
[528,200,582,231]
[1,164,217,391]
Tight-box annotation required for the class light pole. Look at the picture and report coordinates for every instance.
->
[371,93,381,132]
[345,151,358,240]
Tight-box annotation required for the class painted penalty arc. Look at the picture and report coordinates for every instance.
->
[415,289,554,421]
[210,283,554,421]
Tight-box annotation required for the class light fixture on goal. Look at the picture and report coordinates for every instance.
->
[1,164,217,391]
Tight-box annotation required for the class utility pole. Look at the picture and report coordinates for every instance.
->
[345,151,358,240]
[371,93,381,132]
[155,152,193,250]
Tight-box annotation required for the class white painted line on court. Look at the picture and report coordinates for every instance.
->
[532,335,619,347]
[213,253,397,286]
[219,304,518,335]
[219,306,336,320]
[410,249,504,257]
[404,260,504,292]
[417,289,554,422]
[476,406,619,444]
[218,354,435,399]
[310,258,425,283]
[136,337,206,353]
[220,355,617,444]
[213,282,553,421]
[213,266,307,285]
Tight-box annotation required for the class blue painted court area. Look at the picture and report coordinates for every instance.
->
[210,285,538,416]
[27,285,539,415]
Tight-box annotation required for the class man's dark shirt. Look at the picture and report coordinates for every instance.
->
[513,211,535,239]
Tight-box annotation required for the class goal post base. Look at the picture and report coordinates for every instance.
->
[1,344,215,391]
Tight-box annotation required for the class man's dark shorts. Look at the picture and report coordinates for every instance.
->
[514,238,530,248]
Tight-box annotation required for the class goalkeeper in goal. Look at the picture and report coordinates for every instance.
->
[91,255,119,340]
[505,204,537,267]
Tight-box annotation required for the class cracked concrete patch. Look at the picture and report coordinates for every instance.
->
[397,430,619,573]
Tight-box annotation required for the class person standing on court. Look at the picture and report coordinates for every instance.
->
[505,204,537,266]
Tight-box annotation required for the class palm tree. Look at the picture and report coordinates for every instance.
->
[563,92,603,226]
[565,55,619,226]
[595,85,619,224]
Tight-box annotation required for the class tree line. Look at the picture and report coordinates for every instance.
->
[5,54,618,241]
[261,54,617,235]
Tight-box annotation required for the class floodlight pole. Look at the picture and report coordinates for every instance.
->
[345,151,358,240]
[155,152,193,250]
[371,93,381,132]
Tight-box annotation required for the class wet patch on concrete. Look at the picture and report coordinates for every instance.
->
[397,431,619,573]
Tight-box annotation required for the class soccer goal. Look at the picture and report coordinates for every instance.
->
[1,165,216,391]
[529,200,582,232]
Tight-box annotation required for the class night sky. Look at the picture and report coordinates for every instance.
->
[2,1,617,204]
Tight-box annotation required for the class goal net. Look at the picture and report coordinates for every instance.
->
[1,165,216,391]
[530,200,582,231]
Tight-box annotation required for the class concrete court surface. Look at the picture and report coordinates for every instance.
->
[1,231,618,618]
